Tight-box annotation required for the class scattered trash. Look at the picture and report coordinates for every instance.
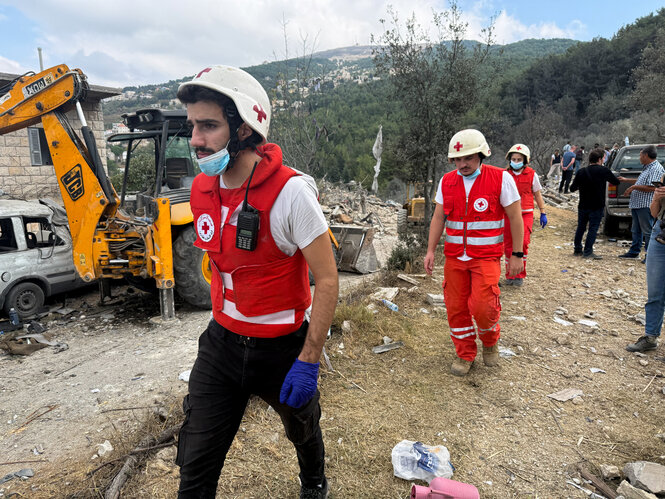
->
[372,341,404,354]
[547,388,583,402]
[178,370,191,382]
[420,308,430,314]
[634,313,647,325]
[553,316,573,327]
[341,320,352,333]
[590,368,606,374]
[499,347,517,358]
[561,269,568,273]
[90,388,100,393]
[578,319,598,328]
[412,477,479,499]
[566,480,605,499]
[381,299,399,312]
[95,440,114,458]
[391,440,453,482]
[397,274,420,286]
[370,287,399,302]
[0,468,34,485]
[509,316,527,321]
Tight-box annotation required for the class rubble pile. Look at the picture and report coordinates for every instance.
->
[318,180,401,266]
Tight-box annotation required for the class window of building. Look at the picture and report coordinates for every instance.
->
[28,127,53,166]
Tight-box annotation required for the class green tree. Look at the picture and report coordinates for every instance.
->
[372,1,495,232]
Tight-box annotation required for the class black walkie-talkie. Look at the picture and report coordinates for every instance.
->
[236,161,259,251]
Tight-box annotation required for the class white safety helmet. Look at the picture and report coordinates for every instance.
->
[178,65,270,141]
[448,129,491,160]
[505,144,530,164]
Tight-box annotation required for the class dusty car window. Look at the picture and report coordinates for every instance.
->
[22,217,62,249]
[0,218,18,252]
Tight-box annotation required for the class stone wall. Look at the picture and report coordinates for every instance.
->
[0,100,108,202]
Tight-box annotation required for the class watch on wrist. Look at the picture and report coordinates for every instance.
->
[512,251,524,258]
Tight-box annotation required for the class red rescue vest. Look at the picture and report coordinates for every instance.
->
[507,167,535,212]
[441,165,506,259]
[189,144,311,337]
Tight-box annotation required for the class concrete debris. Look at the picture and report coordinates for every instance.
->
[426,294,444,306]
[372,341,404,354]
[578,319,599,328]
[599,290,614,298]
[624,461,665,492]
[600,464,620,480]
[555,307,568,315]
[571,396,584,405]
[639,359,649,366]
[585,311,597,319]
[634,313,647,325]
[617,479,659,499]
[397,274,420,286]
[547,387,583,402]
[553,316,573,327]
[370,287,399,302]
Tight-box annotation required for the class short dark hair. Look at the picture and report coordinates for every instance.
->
[641,145,657,160]
[177,85,263,149]
[589,148,604,164]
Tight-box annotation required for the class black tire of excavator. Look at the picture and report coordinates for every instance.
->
[173,225,213,309]
[397,208,407,236]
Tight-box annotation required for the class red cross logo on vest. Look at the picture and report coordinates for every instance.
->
[454,141,463,152]
[253,104,267,123]
[196,67,212,79]
[197,213,215,242]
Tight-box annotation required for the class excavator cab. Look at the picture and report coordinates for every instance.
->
[107,108,212,310]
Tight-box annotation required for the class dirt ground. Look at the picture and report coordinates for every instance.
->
[1,201,664,498]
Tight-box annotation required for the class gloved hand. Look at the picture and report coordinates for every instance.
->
[540,213,548,228]
[280,358,319,408]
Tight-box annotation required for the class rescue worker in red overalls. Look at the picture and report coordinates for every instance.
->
[503,144,548,286]
[424,129,524,376]
[175,66,338,499]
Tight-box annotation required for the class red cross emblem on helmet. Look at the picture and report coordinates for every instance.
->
[195,67,212,79]
[253,104,267,123]
[516,146,522,150]
[454,141,463,152]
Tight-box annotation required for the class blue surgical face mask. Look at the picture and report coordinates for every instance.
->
[510,161,524,170]
[197,140,231,176]
[457,166,481,180]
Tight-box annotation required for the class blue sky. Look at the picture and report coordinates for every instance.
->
[0,0,663,88]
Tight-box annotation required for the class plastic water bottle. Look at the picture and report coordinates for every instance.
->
[381,299,399,312]
[8,308,20,326]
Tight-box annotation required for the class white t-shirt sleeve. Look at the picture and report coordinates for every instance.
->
[532,172,542,192]
[270,174,329,256]
[500,172,521,207]
[435,177,444,205]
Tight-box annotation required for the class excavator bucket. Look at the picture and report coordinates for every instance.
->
[329,225,379,274]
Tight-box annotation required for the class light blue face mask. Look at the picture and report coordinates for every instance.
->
[457,166,481,180]
[510,161,524,170]
[197,140,231,176]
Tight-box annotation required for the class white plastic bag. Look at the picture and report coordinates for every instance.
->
[391,440,454,482]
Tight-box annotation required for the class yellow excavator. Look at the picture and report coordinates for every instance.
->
[0,64,210,320]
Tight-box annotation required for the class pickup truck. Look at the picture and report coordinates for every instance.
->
[603,144,665,235]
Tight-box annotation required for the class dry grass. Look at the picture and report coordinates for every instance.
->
[5,204,665,498]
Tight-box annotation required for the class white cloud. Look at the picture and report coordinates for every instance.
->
[1,0,581,86]
[0,56,28,75]
[492,10,586,44]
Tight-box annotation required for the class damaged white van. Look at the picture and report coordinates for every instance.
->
[0,199,86,319]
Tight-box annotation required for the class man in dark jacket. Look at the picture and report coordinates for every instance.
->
[570,148,620,259]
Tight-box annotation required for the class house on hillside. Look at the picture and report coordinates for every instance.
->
[0,71,121,201]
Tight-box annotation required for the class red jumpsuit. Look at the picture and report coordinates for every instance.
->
[504,167,535,280]
[440,165,506,361]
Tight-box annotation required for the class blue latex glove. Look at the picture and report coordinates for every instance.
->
[540,213,548,228]
[280,359,319,408]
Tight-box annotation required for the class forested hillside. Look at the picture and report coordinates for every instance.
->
[102,8,665,196]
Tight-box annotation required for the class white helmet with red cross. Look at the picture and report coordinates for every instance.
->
[179,65,270,141]
[505,143,531,163]
[448,129,491,160]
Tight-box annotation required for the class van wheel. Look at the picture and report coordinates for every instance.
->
[173,226,212,309]
[4,282,45,319]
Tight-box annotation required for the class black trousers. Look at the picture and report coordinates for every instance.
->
[559,169,574,193]
[176,319,325,498]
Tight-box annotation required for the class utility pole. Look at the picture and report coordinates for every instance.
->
[37,47,44,71]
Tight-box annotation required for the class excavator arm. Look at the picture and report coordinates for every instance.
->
[0,64,176,319]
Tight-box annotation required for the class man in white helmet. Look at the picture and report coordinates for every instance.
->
[424,129,524,376]
[175,66,337,498]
